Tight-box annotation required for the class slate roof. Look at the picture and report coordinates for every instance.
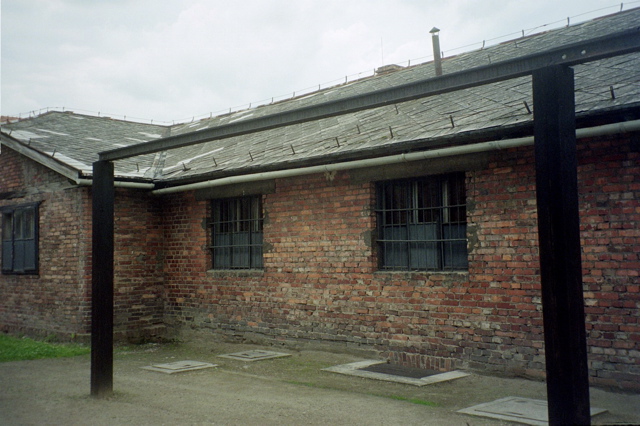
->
[1,112,168,180]
[1,7,639,184]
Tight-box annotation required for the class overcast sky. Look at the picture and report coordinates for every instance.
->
[1,1,634,124]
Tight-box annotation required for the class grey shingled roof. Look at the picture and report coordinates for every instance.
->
[2,7,639,183]
[0,112,168,180]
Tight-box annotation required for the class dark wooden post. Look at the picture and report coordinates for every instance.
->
[532,65,590,425]
[91,160,114,398]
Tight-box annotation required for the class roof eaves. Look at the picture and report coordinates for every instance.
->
[153,120,536,187]
[0,131,82,182]
[152,101,640,188]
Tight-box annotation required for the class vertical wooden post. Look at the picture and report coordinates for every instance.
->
[532,65,590,425]
[91,160,114,398]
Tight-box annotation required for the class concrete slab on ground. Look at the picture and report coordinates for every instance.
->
[458,396,608,425]
[141,360,217,374]
[217,349,291,362]
[323,360,470,386]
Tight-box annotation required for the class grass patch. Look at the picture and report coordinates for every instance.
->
[284,380,333,390]
[384,394,439,407]
[0,334,90,362]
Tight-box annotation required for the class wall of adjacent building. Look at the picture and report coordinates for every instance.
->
[0,147,92,338]
[0,146,165,341]
[162,132,639,390]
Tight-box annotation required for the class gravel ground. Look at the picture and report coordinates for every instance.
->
[1,337,639,425]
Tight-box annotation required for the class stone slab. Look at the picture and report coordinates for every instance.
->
[458,396,607,425]
[217,350,291,362]
[322,360,470,386]
[360,362,440,378]
[141,360,217,374]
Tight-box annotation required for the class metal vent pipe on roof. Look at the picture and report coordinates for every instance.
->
[430,27,443,76]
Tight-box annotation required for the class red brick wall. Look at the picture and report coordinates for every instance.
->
[111,189,165,341]
[0,146,165,341]
[0,147,92,338]
[163,133,639,390]
[578,134,640,389]
[464,145,544,377]
[162,192,209,326]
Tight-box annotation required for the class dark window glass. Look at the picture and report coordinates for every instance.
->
[376,173,467,271]
[210,196,263,269]
[1,203,39,274]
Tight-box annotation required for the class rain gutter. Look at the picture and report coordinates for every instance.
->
[74,179,155,189]
[0,133,155,190]
[151,119,640,196]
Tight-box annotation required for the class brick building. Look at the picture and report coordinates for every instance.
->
[1,9,639,389]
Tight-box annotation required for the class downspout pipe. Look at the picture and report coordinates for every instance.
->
[151,119,640,196]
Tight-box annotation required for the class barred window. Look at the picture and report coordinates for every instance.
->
[210,196,263,269]
[376,173,467,271]
[2,203,39,275]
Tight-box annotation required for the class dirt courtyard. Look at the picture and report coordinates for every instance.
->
[1,338,639,425]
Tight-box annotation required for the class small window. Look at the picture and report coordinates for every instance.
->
[376,173,467,271]
[1,203,39,275]
[210,196,263,269]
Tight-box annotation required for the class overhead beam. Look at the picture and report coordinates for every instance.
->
[99,27,640,162]
[533,66,590,424]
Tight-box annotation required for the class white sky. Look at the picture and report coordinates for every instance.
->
[1,0,634,124]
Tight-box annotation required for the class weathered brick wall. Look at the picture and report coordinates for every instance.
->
[163,133,639,390]
[464,145,544,377]
[162,192,209,325]
[578,133,640,390]
[0,147,92,338]
[111,189,166,341]
[1,146,165,341]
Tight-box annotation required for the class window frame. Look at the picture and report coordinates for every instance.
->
[209,195,264,270]
[375,173,468,272]
[1,202,40,275]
